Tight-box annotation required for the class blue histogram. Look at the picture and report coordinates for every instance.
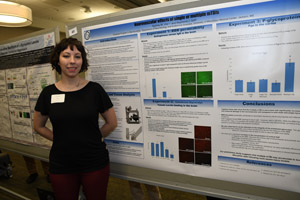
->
[235,80,243,92]
[152,79,157,97]
[163,91,167,98]
[151,143,155,156]
[247,82,255,92]
[272,82,280,92]
[284,62,295,92]
[165,149,169,158]
[234,60,295,94]
[259,79,268,92]
[155,143,159,157]
[150,142,173,159]
[152,78,167,98]
[160,142,164,157]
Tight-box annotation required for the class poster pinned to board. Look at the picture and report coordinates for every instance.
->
[82,0,300,193]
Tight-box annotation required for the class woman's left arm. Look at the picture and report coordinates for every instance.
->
[100,107,118,138]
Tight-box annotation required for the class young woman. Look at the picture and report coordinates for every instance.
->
[33,37,117,200]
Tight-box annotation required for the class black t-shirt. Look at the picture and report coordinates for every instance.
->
[35,81,113,174]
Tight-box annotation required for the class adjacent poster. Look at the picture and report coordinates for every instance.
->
[0,70,12,139]
[27,64,55,147]
[0,32,56,147]
[83,0,300,192]
[0,94,12,139]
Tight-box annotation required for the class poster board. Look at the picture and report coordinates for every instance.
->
[0,0,299,200]
[0,28,59,148]
[64,0,300,199]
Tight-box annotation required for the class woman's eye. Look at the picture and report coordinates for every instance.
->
[62,55,70,58]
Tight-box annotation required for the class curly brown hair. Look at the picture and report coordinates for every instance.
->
[50,38,89,74]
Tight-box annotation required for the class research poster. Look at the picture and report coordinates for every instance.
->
[0,93,12,139]
[0,70,12,139]
[0,32,56,147]
[83,0,300,192]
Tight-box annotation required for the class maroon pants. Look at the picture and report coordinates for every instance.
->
[50,164,109,200]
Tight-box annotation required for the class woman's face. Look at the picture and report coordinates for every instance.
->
[59,45,83,78]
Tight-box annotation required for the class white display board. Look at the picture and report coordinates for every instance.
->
[65,0,300,198]
[0,1,299,200]
[0,29,58,148]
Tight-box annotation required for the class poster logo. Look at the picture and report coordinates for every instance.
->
[84,30,90,40]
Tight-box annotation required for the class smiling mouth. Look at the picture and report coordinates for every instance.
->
[67,67,77,71]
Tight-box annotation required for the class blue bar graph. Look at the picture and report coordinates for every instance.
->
[155,143,159,157]
[284,62,295,92]
[152,79,157,97]
[163,91,167,98]
[160,142,164,157]
[165,149,169,158]
[234,60,296,94]
[272,82,280,92]
[259,79,268,92]
[247,82,255,92]
[235,80,243,92]
[151,143,155,156]
[150,142,173,159]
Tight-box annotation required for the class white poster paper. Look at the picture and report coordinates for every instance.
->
[82,0,300,192]
[0,32,55,145]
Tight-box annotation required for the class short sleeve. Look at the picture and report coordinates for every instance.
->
[95,83,113,113]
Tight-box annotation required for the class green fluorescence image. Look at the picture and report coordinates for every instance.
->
[197,85,213,98]
[181,85,196,97]
[197,71,212,84]
[181,72,196,85]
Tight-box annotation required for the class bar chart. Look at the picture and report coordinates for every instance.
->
[152,78,168,98]
[285,62,295,92]
[234,61,295,94]
[150,141,174,159]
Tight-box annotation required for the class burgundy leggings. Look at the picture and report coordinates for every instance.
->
[50,164,109,200]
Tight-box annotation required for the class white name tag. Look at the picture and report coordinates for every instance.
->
[51,94,65,104]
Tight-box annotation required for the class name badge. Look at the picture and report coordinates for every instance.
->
[51,94,65,104]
